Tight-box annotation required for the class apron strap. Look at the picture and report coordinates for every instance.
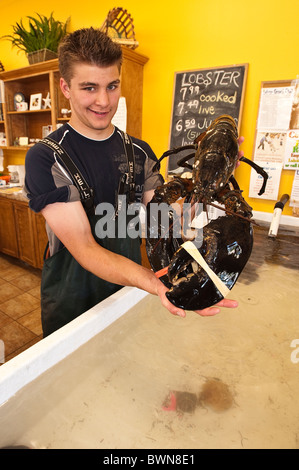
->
[120,131,136,204]
[40,137,95,216]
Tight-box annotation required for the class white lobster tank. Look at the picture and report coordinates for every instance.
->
[0,225,298,449]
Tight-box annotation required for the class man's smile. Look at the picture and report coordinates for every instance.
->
[88,108,110,116]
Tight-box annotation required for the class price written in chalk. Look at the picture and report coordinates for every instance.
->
[168,64,248,172]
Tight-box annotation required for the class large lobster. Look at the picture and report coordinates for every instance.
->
[146,115,268,310]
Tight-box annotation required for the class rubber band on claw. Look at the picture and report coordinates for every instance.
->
[154,266,169,278]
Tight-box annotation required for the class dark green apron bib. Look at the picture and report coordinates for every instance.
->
[39,132,140,337]
[41,215,141,337]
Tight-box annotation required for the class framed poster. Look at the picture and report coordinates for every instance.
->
[168,63,248,174]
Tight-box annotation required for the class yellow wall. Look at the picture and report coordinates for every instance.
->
[1,0,298,215]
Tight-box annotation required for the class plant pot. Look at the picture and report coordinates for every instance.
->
[27,48,58,65]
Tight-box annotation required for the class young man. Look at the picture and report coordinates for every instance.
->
[24,28,238,336]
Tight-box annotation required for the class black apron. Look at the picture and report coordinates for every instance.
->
[39,133,141,337]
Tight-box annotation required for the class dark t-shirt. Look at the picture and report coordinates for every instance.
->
[24,124,163,254]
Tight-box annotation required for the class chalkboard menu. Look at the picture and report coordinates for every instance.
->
[168,63,248,173]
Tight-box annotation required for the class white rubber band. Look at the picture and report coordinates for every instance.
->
[181,240,230,298]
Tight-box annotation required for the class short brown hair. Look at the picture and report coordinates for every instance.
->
[58,27,123,84]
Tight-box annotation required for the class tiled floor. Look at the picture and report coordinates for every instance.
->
[0,253,42,364]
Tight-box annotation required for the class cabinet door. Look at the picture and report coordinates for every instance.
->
[32,212,48,269]
[14,202,37,266]
[121,49,148,139]
[0,197,19,257]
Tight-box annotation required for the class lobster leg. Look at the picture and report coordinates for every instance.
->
[177,153,196,170]
[152,145,197,172]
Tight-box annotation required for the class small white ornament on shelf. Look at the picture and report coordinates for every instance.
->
[61,108,71,117]
[42,92,51,109]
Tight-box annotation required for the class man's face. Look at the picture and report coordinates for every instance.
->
[60,62,121,139]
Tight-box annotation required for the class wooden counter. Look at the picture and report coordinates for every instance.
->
[0,188,48,268]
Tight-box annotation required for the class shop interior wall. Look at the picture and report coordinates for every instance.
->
[0,0,298,215]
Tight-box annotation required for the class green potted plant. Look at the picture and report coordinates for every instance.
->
[1,12,69,64]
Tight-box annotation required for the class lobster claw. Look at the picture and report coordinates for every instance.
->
[166,244,227,310]
[166,270,224,310]
[165,215,253,311]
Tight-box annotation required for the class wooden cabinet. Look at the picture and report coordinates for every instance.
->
[0,61,65,148]
[0,197,19,257]
[0,195,48,268]
[14,202,38,266]
[32,211,49,268]
[0,48,148,150]
[120,48,148,138]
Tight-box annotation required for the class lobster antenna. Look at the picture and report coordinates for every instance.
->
[208,201,258,225]
[239,156,268,195]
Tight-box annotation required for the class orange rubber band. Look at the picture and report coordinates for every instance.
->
[154,266,169,278]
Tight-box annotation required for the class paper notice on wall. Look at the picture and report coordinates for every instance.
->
[254,131,287,164]
[249,162,282,200]
[283,129,299,169]
[112,97,127,132]
[257,86,295,130]
[290,170,299,207]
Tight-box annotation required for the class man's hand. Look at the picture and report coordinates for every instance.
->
[236,136,245,168]
[156,279,238,318]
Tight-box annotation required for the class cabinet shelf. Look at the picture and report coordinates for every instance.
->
[1,146,29,151]
[7,109,51,115]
